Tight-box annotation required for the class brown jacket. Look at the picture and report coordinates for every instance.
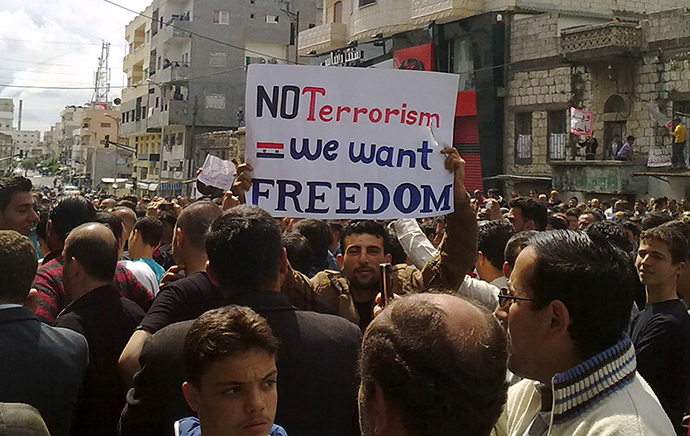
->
[281,196,477,326]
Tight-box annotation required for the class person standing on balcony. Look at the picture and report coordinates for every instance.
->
[615,136,635,161]
[669,117,686,169]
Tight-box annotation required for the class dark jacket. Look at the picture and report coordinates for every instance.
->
[120,290,362,436]
[55,285,145,436]
[0,306,89,436]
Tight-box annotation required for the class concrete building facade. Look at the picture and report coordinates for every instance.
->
[120,0,318,196]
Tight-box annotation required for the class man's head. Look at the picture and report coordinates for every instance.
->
[48,195,98,247]
[507,197,547,231]
[495,230,636,382]
[172,201,222,265]
[96,212,125,257]
[182,305,279,436]
[627,135,635,144]
[0,177,39,236]
[577,209,604,230]
[282,232,314,276]
[476,220,516,282]
[295,219,332,260]
[673,117,681,127]
[641,210,673,230]
[62,223,119,299]
[206,205,283,294]
[503,231,536,279]
[129,216,164,256]
[112,206,137,242]
[338,220,392,292]
[0,230,38,304]
[636,225,687,290]
[613,134,621,143]
[99,197,117,210]
[359,294,507,436]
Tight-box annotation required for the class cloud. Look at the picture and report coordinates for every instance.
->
[0,0,147,134]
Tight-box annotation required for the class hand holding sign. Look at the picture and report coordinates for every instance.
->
[441,146,467,202]
[197,155,237,191]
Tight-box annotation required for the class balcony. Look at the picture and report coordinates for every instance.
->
[159,19,192,43]
[148,100,190,129]
[410,0,483,26]
[298,23,348,56]
[551,160,647,195]
[154,62,191,84]
[560,22,643,62]
[123,43,148,67]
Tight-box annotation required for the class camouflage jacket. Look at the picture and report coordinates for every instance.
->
[281,195,477,326]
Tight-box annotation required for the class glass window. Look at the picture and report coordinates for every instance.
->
[213,11,230,24]
[515,112,532,165]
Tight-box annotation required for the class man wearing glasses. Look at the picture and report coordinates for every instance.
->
[493,230,674,435]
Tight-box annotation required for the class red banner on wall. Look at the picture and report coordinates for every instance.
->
[393,44,433,71]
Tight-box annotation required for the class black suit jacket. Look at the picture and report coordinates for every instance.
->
[0,306,89,436]
[55,285,145,436]
[120,291,362,436]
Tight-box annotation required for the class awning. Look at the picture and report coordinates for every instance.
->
[148,183,159,191]
[101,178,129,184]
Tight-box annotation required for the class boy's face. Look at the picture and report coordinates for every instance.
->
[183,349,278,436]
[636,238,684,288]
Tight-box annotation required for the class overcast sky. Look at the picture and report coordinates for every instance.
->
[0,0,147,134]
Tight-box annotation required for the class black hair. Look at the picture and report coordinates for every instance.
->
[525,230,637,359]
[0,230,37,303]
[184,305,279,386]
[509,197,548,231]
[641,211,673,230]
[49,196,97,242]
[295,219,332,259]
[478,220,516,270]
[0,177,33,213]
[282,232,314,276]
[360,294,507,436]
[640,225,688,265]
[133,216,164,247]
[547,214,569,230]
[585,220,634,253]
[504,231,536,269]
[97,212,123,243]
[340,220,390,254]
[387,229,407,265]
[206,205,282,293]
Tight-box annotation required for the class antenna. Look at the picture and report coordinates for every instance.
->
[91,41,111,105]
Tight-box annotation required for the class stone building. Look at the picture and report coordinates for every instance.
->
[504,7,690,200]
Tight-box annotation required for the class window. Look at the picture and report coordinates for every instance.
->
[213,11,230,24]
[359,0,376,6]
[548,110,567,160]
[100,122,112,128]
[250,13,255,19]
[152,9,159,35]
[673,101,690,129]
[515,112,532,165]
[82,123,89,128]
[450,38,474,91]
[265,14,279,23]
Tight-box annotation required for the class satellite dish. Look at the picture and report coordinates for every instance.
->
[113,98,122,105]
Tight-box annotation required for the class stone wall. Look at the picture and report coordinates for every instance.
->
[643,8,690,42]
[511,13,560,63]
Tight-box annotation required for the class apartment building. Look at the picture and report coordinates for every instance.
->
[120,0,318,196]
[299,0,690,194]
[0,99,13,132]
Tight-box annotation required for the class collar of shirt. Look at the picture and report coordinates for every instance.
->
[0,304,23,310]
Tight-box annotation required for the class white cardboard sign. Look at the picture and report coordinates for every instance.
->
[245,64,458,219]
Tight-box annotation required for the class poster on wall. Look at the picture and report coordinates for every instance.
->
[393,44,433,71]
[570,107,593,135]
[647,147,672,167]
[245,64,459,219]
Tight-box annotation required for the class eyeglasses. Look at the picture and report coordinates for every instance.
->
[497,291,536,308]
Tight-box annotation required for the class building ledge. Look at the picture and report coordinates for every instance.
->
[634,169,690,177]
[561,22,643,62]
[551,159,637,166]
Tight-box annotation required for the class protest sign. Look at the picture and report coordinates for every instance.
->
[245,64,459,219]
[197,154,236,191]
[570,107,593,136]
[647,146,672,167]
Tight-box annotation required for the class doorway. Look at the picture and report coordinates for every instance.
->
[604,121,625,160]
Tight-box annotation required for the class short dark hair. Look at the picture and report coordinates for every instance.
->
[63,223,119,282]
[176,201,222,252]
[0,230,38,303]
[184,305,279,386]
[0,177,33,214]
[627,135,635,142]
[504,231,536,269]
[640,225,688,265]
[585,221,634,253]
[206,205,282,293]
[581,208,605,223]
[295,219,332,259]
[133,216,164,247]
[525,230,637,359]
[340,220,390,254]
[360,294,507,436]
[509,197,548,231]
[564,208,580,219]
[641,211,673,230]
[49,196,97,241]
[547,214,569,230]
[282,232,314,276]
[478,220,515,270]
[97,212,123,242]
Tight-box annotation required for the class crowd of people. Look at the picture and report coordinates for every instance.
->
[0,148,689,436]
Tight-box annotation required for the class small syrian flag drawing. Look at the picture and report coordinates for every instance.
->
[256,142,285,159]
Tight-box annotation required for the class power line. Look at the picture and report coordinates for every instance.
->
[0,38,125,46]
[101,0,302,65]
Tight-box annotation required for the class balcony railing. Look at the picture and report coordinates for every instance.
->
[561,22,642,62]
[410,0,483,25]
[298,23,348,56]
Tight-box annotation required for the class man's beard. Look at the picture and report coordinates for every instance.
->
[348,266,380,290]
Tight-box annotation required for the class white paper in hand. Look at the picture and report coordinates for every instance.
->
[197,155,237,191]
